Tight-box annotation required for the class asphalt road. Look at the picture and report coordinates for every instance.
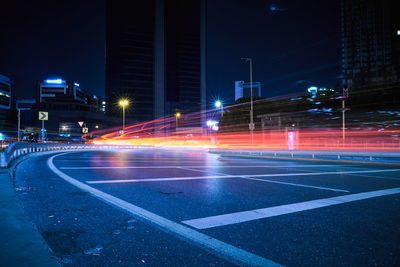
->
[14,148,400,266]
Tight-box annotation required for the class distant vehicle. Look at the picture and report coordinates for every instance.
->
[22,127,40,142]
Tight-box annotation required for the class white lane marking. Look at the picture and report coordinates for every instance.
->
[56,159,212,163]
[87,175,348,192]
[176,168,350,193]
[85,169,400,185]
[61,164,353,169]
[86,175,232,184]
[182,187,400,229]
[346,173,400,181]
[176,167,218,173]
[47,153,281,267]
[240,177,350,193]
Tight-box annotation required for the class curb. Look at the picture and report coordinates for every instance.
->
[209,150,400,166]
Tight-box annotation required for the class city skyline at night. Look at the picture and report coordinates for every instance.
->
[1,0,341,108]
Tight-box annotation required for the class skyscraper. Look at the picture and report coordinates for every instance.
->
[341,0,400,89]
[0,74,11,127]
[106,0,206,123]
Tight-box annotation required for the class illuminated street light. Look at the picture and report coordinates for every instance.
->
[215,100,223,117]
[175,112,181,128]
[95,125,99,129]
[119,99,129,133]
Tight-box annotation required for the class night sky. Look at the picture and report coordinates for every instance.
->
[0,0,341,105]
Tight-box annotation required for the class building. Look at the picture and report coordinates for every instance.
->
[86,95,106,113]
[105,0,206,123]
[37,78,86,107]
[341,0,400,89]
[307,87,336,98]
[0,74,11,127]
[16,99,36,110]
[235,81,261,101]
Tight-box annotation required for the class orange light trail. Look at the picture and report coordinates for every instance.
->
[85,104,400,152]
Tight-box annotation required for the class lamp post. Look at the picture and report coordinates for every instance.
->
[341,88,349,141]
[17,109,20,142]
[241,57,254,144]
[119,99,129,133]
[175,112,181,128]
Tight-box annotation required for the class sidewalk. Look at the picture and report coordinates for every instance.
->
[0,169,59,267]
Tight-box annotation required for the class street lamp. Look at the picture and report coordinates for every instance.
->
[241,58,254,131]
[175,112,181,128]
[119,99,129,133]
[340,88,349,141]
[241,57,254,144]
[215,100,223,117]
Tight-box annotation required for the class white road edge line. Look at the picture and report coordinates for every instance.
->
[182,187,400,229]
[47,153,281,267]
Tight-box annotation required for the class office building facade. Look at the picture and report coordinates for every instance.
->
[341,0,400,89]
[235,80,261,101]
[105,0,206,122]
[37,78,86,104]
[36,78,88,113]
[0,74,11,127]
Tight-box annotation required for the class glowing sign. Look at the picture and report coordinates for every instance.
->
[307,86,318,93]
[206,120,218,127]
[74,82,80,87]
[44,79,64,84]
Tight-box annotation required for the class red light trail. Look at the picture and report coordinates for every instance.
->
[86,104,400,152]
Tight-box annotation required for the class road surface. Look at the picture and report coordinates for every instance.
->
[14,148,400,266]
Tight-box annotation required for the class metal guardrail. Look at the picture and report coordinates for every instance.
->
[0,142,141,168]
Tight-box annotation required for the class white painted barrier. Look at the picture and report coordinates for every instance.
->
[1,143,138,168]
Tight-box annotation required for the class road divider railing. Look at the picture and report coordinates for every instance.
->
[0,142,142,168]
[209,149,400,164]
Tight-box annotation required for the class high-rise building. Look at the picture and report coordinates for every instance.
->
[105,0,206,122]
[0,74,11,127]
[235,81,261,101]
[341,0,400,89]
